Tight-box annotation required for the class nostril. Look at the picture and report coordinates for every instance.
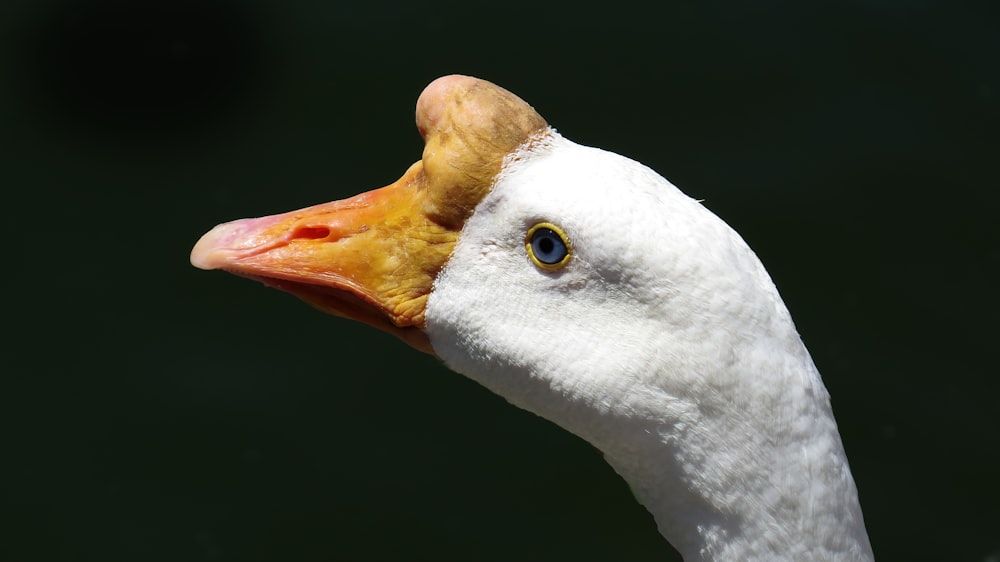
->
[292,226,331,240]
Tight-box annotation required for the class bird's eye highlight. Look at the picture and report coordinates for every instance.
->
[526,223,572,270]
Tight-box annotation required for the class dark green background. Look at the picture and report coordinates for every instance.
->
[3,0,997,560]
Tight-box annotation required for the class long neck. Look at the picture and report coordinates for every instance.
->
[595,356,874,561]
[432,309,875,560]
[424,174,875,559]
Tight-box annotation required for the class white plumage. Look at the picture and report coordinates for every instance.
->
[427,132,872,560]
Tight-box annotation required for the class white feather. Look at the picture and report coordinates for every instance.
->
[426,131,873,561]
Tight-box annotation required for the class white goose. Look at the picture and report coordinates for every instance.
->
[191,75,873,561]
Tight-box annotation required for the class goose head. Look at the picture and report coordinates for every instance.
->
[192,75,873,561]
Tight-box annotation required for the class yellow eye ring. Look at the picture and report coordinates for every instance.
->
[525,222,572,270]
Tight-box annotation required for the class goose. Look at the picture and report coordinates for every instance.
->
[191,75,874,561]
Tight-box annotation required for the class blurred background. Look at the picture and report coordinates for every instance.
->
[2,0,997,560]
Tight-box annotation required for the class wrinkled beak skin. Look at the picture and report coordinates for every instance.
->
[190,75,548,354]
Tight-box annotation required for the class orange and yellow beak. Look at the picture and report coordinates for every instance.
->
[191,162,451,353]
[190,75,548,353]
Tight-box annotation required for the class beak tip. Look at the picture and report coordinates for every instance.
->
[190,222,239,270]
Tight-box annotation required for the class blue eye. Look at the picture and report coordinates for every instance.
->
[526,223,571,269]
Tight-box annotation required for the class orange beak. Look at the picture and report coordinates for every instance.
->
[191,163,450,354]
[190,75,548,354]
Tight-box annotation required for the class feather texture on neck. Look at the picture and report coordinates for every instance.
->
[426,131,873,561]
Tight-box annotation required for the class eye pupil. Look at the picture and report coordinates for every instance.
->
[538,237,555,254]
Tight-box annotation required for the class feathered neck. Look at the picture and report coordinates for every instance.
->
[595,351,874,561]
[425,133,873,560]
